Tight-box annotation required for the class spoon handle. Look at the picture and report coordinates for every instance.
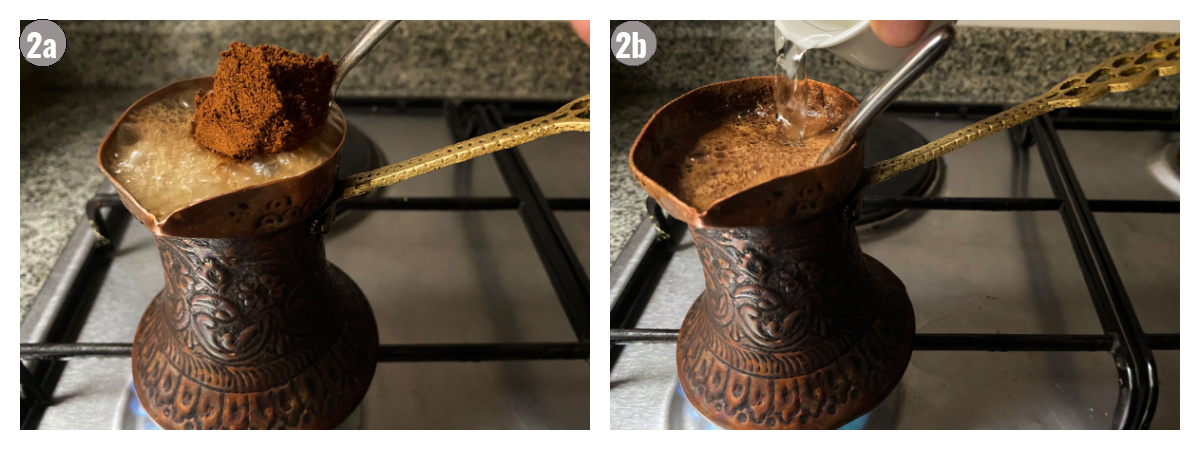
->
[313,96,590,233]
[818,25,956,164]
[332,20,400,97]
[866,34,1180,185]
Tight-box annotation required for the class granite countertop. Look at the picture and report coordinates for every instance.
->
[609,22,1180,264]
[20,88,147,322]
[20,20,588,323]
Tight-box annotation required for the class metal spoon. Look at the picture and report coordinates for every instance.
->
[816,24,956,164]
[332,20,400,98]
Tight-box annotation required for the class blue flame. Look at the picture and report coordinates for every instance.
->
[127,383,162,430]
[674,383,873,430]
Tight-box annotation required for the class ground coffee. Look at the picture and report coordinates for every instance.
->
[191,42,336,159]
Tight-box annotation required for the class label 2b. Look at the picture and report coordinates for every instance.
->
[615,32,646,59]
[611,21,657,66]
[21,20,67,67]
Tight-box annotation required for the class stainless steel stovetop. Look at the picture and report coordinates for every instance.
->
[609,107,1179,429]
[21,101,590,429]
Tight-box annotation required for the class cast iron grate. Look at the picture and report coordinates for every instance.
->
[609,103,1179,430]
[19,99,590,429]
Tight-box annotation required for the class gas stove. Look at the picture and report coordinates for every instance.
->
[609,103,1179,429]
[21,98,590,429]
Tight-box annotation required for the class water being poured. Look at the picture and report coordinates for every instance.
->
[773,28,833,146]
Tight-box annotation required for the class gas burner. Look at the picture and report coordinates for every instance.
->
[115,382,363,430]
[1149,139,1179,196]
[328,121,385,235]
[857,115,940,227]
[337,121,384,180]
[665,381,903,430]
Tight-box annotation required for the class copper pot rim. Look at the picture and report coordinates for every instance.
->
[628,76,862,228]
[96,76,348,236]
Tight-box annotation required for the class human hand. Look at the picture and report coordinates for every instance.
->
[571,20,590,46]
[869,20,932,48]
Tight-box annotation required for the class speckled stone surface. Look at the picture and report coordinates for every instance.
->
[20,20,588,323]
[609,21,1179,264]
[33,20,589,100]
[20,89,146,320]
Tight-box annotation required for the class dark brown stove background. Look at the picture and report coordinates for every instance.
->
[21,98,591,429]
[610,103,1179,429]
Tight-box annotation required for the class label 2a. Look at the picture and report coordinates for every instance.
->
[26,32,58,59]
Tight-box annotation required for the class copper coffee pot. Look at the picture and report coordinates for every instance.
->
[100,78,589,238]
[632,78,910,430]
[97,77,588,429]
[628,35,1178,430]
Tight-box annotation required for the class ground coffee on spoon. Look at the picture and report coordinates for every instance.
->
[191,42,336,159]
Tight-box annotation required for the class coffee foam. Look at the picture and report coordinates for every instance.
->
[668,82,851,211]
[106,89,342,218]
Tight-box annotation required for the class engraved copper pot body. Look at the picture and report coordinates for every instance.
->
[97,78,590,429]
[629,77,914,429]
[133,221,377,429]
[98,78,376,430]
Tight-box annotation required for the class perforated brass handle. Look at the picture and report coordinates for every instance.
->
[866,34,1179,185]
[313,95,589,232]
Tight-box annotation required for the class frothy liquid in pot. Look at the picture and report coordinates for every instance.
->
[673,101,839,211]
[106,89,342,218]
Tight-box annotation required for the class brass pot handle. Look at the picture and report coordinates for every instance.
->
[314,95,589,232]
[866,34,1179,186]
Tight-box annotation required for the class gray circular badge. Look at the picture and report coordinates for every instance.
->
[21,20,67,67]
[611,21,656,66]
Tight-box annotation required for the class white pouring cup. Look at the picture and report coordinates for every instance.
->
[775,20,956,71]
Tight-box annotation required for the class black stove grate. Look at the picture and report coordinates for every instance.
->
[20,99,590,430]
[609,103,1179,430]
